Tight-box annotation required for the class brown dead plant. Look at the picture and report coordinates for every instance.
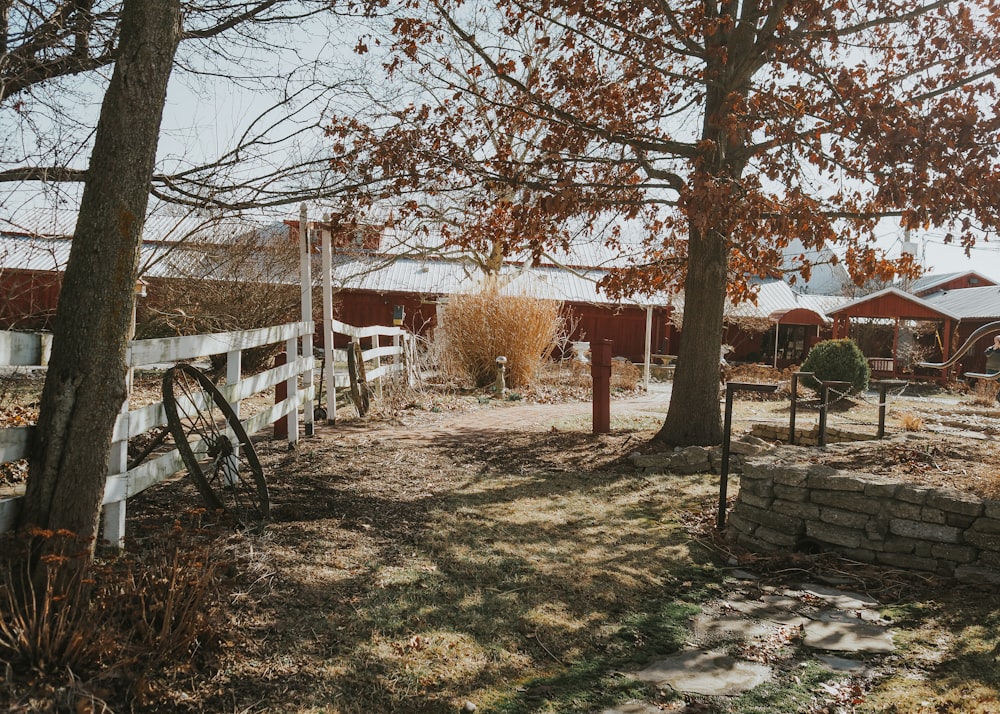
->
[0,519,225,709]
[0,530,108,675]
[433,280,564,389]
[137,226,303,372]
[967,378,1000,407]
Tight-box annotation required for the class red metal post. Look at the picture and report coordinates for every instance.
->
[274,351,288,439]
[591,339,612,434]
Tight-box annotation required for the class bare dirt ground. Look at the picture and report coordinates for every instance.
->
[3,371,1000,713]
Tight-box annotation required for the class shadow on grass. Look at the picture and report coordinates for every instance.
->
[167,427,726,713]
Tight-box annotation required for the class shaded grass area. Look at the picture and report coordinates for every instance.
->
[30,414,1000,713]
[859,599,1000,713]
[210,429,725,713]
[207,424,1000,714]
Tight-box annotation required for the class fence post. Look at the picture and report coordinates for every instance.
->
[643,306,652,391]
[227,348,242,417]
[102,341,134,550]
[818,380,850,446]
[373,334,384,398]
[103,404,128,551]
[299,205,314,436]
[404,333,416,386]
[718,382,777,529]
[591,339,612,434]
[873,379,906,438]
[321,221,336,424]
[286,336,299,445]
[274,351,288,439]
[789,371,812,445]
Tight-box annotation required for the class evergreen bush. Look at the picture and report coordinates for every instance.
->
[799,338,870,394]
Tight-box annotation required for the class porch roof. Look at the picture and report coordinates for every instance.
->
[826,287,959,321]
[768,307,828,326]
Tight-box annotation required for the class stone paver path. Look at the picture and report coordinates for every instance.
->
[603,573,896,712]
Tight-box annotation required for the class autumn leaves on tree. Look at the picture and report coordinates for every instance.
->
[329,0,1000,445]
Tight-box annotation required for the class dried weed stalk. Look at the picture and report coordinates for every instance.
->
[0,530,108,674]
[433,281,564,389]
[1,522,225,709]
[900,413,925,431]
[967,378,1000,407]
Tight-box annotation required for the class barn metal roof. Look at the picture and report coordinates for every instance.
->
[909,271,996,295]
[724,280,847,322]
[0,208,253,245]
[922,285,1000,320]
[330,256,480,295]
[1,208,860,317]
[828,286,960,320]
[0,232,234,280]
[329,255,677,307]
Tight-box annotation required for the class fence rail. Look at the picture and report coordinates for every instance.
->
[867,357,895,373]
[0,321,315,546]
[322,319,414,420]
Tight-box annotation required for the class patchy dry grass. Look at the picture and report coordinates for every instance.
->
[236,429,724,713]
[858,599,1000,714]
[4,380,1000,712]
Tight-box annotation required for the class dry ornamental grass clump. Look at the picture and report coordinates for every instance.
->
[967,378,1000,407]
[433,281,564,389]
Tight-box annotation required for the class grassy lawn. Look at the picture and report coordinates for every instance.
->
[228,417,1000,714]
[4,392,1000,713]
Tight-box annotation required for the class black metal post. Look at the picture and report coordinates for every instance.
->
[718,381,778,530]
[818,380,851,447]
[872,379,906,438]
[818,383,829,446]
[789,371,813,445]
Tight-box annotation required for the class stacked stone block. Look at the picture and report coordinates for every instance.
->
[730,458,1000,585]
[630,437,772,476]
[750,423,876,446]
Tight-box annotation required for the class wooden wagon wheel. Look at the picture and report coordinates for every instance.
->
[162,364,270,521]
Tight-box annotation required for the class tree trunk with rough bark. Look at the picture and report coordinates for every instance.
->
[657,62,747,447]
[19,0,181,550]
[656,224,728,445]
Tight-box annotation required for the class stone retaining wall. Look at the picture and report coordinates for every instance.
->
[730,457,1000,585]
[750,423,876,446]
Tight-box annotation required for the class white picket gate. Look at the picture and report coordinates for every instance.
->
[0,321,315,547]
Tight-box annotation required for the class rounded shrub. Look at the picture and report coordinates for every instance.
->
[799,338,870,394]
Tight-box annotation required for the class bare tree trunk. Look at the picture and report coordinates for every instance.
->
[19,0,181,550]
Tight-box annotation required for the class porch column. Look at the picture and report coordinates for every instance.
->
[891,317,900,378]
[943,319,955,380]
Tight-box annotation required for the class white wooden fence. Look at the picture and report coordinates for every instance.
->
[0,321,315,547]
[321,318,414,422]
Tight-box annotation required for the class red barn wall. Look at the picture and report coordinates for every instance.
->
[0,270,62,330]
[832,294,945,325]
[331,290,675,363]
[914,274,997,297]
